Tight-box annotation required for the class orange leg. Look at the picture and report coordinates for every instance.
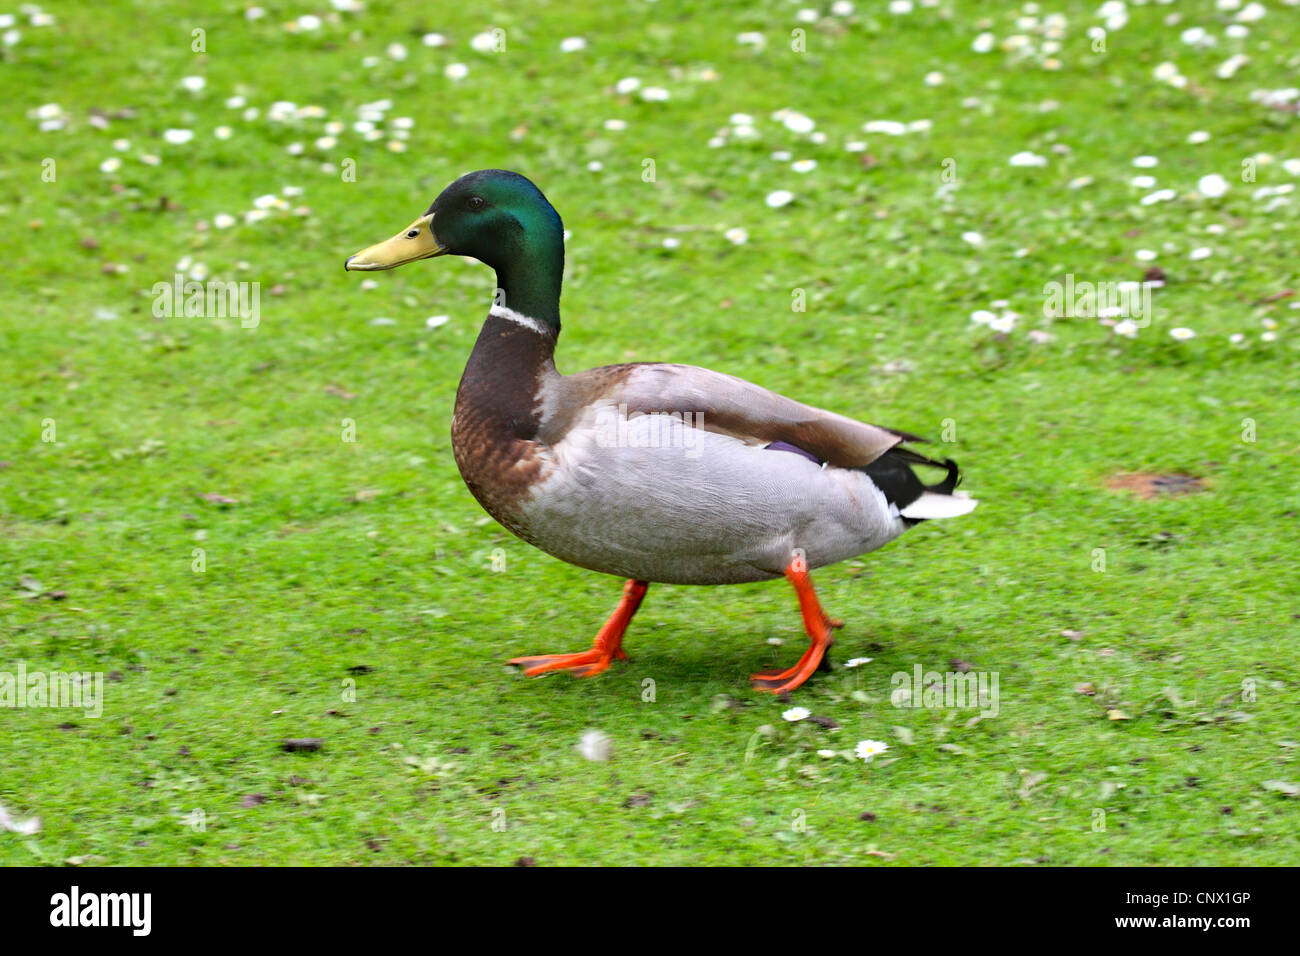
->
[751,560,844,694]
[508,579,649,678]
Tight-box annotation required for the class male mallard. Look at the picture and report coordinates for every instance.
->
[346,170,977,693]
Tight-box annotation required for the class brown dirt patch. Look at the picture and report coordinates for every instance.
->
[1105,472,1206,499]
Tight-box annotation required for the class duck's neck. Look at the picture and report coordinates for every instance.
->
[455,235,564,437]
[494,238,563,332]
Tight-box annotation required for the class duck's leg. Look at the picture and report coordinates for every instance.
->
[751,559,843,693]
[508,579,649,678]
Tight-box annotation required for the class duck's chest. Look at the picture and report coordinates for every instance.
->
[450,393,550,540]
[449,318,559,542]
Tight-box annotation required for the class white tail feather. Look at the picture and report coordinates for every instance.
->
[899,492,978,520]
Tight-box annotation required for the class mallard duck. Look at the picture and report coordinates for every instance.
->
[346,170,977,693]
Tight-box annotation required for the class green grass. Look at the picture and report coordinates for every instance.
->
[2,0,1298,865]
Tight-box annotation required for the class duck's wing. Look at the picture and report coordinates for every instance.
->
[547,362,922,467]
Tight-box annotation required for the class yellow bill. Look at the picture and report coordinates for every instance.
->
[344,213,447,271]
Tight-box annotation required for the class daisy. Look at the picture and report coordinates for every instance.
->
[972,32,995,53]
[615,77,641,95]
[724,228,749,245]
[1114,319,1139,338]
[1170,327,1196,341]
[444,63,468,81]
[641,87,670,102]
[1198,173,1229,198]
[163,129,194,144]
[213,213,236,229]
[214,126,232,140]
[426,315,450,329]
[180,75,206,93]
[844,657,872,668]
[864,120,905,136]
[1009,151,1047,167]
[855,740,889,762]
[1140,189,1177,206]
[783,707,811,722]
[1189,247,1212,260]
[99,157,121,173]
[791,159,817,173]
[765,190,795,208]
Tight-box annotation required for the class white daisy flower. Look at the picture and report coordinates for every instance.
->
[961,231,985,246]
[844,657,872,668]
[765,190,795,208]
[783,707,811,722]
[1189,247,1212,260]
[791,159,817,173]
[445,63,469,81]
[604,119,627,131]
[422,33,447,47]
[1114,319,1139,338]
[1187,130,1212,144]
[1009,151,1047,167]
[855,739,889,761]
[425,315,450,329]
[1132,155,1158,168]
[724,227,749,245]
[661,237,680,250]
[615,77,641,95]
[560,36,587,52]
[213,213,236,229]
[784,112,816,134]
[641,86,670,102]
[1135,249,1157,261]
[1170,327,1196,341]
[180,75,206,93]
[1130,175,1157,189]
[1140,189,1177,205]
[1198,173,1229,198]
[163,128,194,144]
[972,32,995,53]
[214,126,232,140]
[924,71,944,86]
[864,120,906,136]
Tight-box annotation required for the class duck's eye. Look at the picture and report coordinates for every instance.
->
[467,196,485,210]
[406,228,419,238]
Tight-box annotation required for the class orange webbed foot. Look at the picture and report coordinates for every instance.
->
[750,557,840,695]
[508,580,647,680]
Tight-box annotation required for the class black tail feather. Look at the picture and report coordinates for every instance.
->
[858,446,962,524]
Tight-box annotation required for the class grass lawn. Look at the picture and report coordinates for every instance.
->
[2,0,1298,866]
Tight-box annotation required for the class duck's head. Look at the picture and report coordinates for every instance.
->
[346,169,565,327]
[345,169,563,274]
